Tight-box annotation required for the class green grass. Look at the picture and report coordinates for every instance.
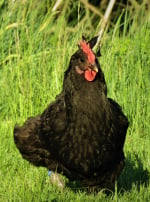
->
[0,1,150,201]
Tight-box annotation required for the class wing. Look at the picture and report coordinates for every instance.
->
[97,98,129,173]
[108,98,129,150]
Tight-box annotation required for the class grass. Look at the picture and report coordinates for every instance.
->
[0,1,150,201]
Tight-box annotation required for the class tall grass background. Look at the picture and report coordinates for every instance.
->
[0,1,150,201]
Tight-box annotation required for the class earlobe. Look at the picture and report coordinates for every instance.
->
[75,66,84,75]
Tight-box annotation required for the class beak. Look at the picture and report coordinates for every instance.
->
[90,63,98,73]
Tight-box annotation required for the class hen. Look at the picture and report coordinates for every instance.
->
[14,36,129,191]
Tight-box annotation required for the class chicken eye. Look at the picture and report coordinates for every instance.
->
[79,58,85,63]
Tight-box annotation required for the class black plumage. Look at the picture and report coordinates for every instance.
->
[14,37,129,191]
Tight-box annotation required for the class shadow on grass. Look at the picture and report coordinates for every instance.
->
[118,153,150,192]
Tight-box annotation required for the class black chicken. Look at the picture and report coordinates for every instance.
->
[14,36,129,191]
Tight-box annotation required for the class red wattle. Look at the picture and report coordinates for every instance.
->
[84,70,97,82]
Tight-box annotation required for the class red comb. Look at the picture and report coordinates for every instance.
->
[79,41,95,64]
